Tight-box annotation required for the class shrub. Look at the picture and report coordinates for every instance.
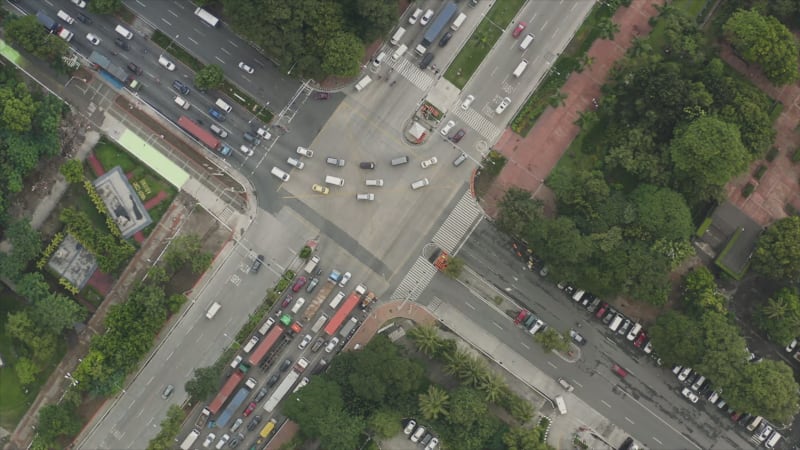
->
[742,183,755,197]
[766,147,779,161]
[792,150,800,163]
[754,165,767,180]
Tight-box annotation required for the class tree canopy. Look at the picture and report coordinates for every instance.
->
[752,216,800,282]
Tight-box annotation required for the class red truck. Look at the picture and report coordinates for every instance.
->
[207,368,244,415]
[177,116,231,156]
[324,291,361,336]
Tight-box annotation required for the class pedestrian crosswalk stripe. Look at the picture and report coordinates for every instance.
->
[391,256,438,301]
[432,190,484,253]
[389,58,434,91]
[453,108,502,143]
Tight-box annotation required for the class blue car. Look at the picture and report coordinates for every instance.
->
[208,107,226,121]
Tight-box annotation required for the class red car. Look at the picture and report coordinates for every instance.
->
[450,128,466,143]
[633,331,647,348]
[611,364,628,378]
[512,22,527,38]
[243,402,256,417]
[291,276,307,292]
[281,294,293,308]
[595,302,609,319]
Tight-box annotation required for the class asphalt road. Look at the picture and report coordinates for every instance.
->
[446,220,758,450]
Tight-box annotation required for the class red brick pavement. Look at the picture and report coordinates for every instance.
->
[481,0,665,217]
[86,152,105,177]
[719,43,800,226]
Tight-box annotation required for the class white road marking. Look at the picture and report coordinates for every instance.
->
[135,0,146,6]
[129,399,137,409]
[188,37,199,45]
[521,342,530,349]
[160,18,172,26]
[465,302,476,310]
[146,376,154,385]
[227,40,239,48]
[547,361,557,369]
[220,48,231,56]
[653,437,663,445]
[215,56,226,65]
[166,350,174,361]
[492,321,503,330]
[573,380,583,388]
[136,409,143,418]
[168,10,178,17]
[625,417,634,424]
[601,400,611,408]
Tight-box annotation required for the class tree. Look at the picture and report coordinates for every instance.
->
[629,185,693,241]
[534,327,570,353]
[350,0,398,42]
[0,219,42,280]
[185,366,220,401]
[458,355,488,387]
[752,216,800,282]
[15,357,39,387]
[30,293,86,335]
[447,387,487,426]
[648,311,704,367]
[0,85,37,133]
[478,371,506,403]
[597,17,621,40]
[34,403,82,448]
[756,289,800,346]
[88,0,122,14]
[316,413,365,450]
[727,360,800,423]
[723,9,799,85]
[443,348,471,377]
[147,405,185,450]
[418,385,449,420]
[59,159,85,184]
[321,32,364,77]
[497,188,541,237]
[443,256,464,279]
[194,65,225,91]
[503,426,551,450]
[407,324,442,357]
[669,116,750,202]
[696,312,749,391]
[284,378,345,437]
[682,267,726,316]
[366,409,401,438]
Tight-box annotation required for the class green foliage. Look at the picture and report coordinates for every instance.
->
[501,390,535,423]
[366,409,401,439]
[743,182,755,197]
[4,16,69,64]
[83,180,122,238]
[503,425,552,450]
[0,219,42,281]
[299,245,312,259]
[696,217,713,237]
[163,235,213,275]
[320,32,364,77]
[534,327,570,353]
[60,159,85,184]
[447,387,486,426]
[418,385,449,420]
[755,288,800,346]
[59,208,135,273]
[88,0,123,14]
[194,65,225,91]
[682,267,727,317]
[185,366,220,402]
[146,405,185,450]
[723,9,800,85]
[725,359,800,424]
[497,188,542,237]
[765,147,780,162]
[407,324,444,357]
[14,357,39,387]
[483,150,507,177]
[443,257,465,279]
[754,165,767,180]
[793,149,800,163]
[32,402,82,449]
[752,216,800,282]
[36,232,65,270]
[648,311,705,367]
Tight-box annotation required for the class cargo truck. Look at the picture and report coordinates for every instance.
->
[177,116,232,156]
[57,28,74,41]
[262,358,309,413]
[36,11,58,32]
[360,291,376,310]
[214,377,256,428]
[247,325,284,366]
[88,51,141,90]
[206,365,249,416]
[179,429,200,450]
[338,317,359,338]
[255,418,278,445]
[279,314,303,336]
[420,2,458,48]
[303,255,320,274]
[324,291,362,336]
[301,271,338,322]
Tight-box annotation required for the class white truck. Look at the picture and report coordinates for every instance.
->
[263,358,309,413]
[303,255,320,274]
[179,429,200,450]
[555,395,567,415]
[57,28,74,41]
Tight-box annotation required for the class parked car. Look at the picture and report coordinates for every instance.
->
[298,334,312,350]
[786,338,798,352]
[306,278,319,292]
[681,387,699,403]
[281,294,293,308]
[247,415,262,431]
[127,62,143,75]
[325,337,340,353]
[338,272,351,287]
[253,387,268,403]
[421,157,438,168]
[460,95,475,110]
[450,129,466,143]
[569,329,587,346]
[440,120,455,136]
[243,402,256,417]
[403,420,417,435]
[292,276,307,292]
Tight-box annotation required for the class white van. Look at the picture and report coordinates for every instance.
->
[415,44,427,56]
[571,289,585,302]
[519,33,534,50]
[258,317,276,336]
[311,314,328,333]
[242,336,259,353]
[746,416,762,432]
[215,98,232,113]
[325,175,344,187]
[390,27,406,45]
[765,431,782,449]
[206,302,221,319]
[271,167,290,181]
[451,12,467,31]
[411,178,430,190]
[555,395,567,415]
[366,179,384,187]
[174,96,190,110]
[355,75,372,91]
[290,298,306,314]
[608,314,623,332]
[329,291,345,309]
[512,60,528,77]
[57,10,75,24]
[392,44,408,61]
[287,157,304,169]
[115,24,134,40]
[626,323,642,341]
[372,52,386,67]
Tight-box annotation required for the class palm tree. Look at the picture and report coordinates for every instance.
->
[478,371,506,403]
[578,54,595,72]
[458,356,488,387]
[598,17,620,41]
[548,91,567,108]
[419,385,449,420]
[408,325,441,357]
[630,37,652,57]
[443,348,471,376]
[764,296,789,320]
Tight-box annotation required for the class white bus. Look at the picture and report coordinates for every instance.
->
[194,7,220,27]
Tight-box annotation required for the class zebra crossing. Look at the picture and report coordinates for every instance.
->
[390,256,438,301]
[453,107,503,143]
[432,190,484,253]
[390,58,434,91]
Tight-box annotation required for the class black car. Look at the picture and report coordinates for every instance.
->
[251,254,264,273]
[569,329,587,346]
[279,359,292,372]
[76,12,92,24]
[247,415,262,431]
[266,374,279,388]
[439,31,453,47]
[359,162,375,169]
[172,80,190,95]
[253,387,268,403]
[450,128,466,143]
[419,52,434,69]
[586,297,602,313]
[127,62,143,75]
[114,37,130,50]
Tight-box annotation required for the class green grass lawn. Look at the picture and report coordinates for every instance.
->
[93,139,178,208]
[445,0,527,89]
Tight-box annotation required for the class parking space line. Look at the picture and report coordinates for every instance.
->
[625,417,634,424]
[601,400,611,408]
[653,437,663,445]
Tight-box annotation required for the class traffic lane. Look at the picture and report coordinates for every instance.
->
[425,279,700,450]
[126,0,300,106]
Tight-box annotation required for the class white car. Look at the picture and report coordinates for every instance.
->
[202,433,216,448]
[296,146,314,157]
[298,334,312,350]
[425,437,440,450]
[460,94,475,110]
[403,420,417,435]
[421,157,438,169]
[411,426,426,443]
[256,127,272,140]
[338,272,351,287]
[325,337,340,353]
[158,55,176,71]
[408,8,423,25]
[238,62,255,74]
[786,338,797,353]
[681,387,698,403]
[677,367,692,382]
[215,434,229,449]
[440,120,455,136]
[420,9,434,26]
[86,33,100,45]
[71,0,86,7]
[495,97,511,114]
